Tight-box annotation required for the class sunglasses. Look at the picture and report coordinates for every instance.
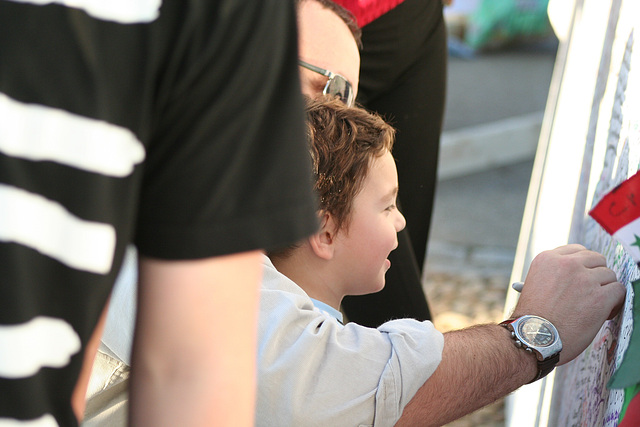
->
[299,60,355,107]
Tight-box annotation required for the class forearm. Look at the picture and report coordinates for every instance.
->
[129,251,262,427]
[396,324,536,426]
[397,244,627,426]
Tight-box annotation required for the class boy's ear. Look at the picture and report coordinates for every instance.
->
[309,212,338,260]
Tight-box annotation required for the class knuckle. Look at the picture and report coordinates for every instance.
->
[534,250,553,264]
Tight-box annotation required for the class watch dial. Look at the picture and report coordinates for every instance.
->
[518,317,555,347]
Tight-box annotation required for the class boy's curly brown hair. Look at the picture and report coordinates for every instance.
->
[305,96,395,233]
[268,97,395,259]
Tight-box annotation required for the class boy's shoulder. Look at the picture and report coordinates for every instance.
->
[260,254,342,323]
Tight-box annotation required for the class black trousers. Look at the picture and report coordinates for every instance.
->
[342,0,447,326]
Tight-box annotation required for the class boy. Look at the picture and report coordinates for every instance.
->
[257,96,443,426]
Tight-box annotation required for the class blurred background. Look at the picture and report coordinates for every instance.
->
[422,1,558,425]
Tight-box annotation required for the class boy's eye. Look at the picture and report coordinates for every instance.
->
[385,204,397,212]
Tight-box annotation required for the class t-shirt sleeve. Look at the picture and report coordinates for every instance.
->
[135,0,318,259]
[257,259,444,427]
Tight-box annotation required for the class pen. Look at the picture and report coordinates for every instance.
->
[512,281,524,292]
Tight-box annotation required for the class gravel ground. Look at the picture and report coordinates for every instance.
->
[423,270,512,427]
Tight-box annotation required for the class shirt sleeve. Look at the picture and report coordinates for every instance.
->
[257,258,444,427]
[135,0,318,259]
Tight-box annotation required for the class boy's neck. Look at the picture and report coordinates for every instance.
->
[271,249,343,311]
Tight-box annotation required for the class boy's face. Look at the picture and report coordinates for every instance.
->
[331,150,406,296]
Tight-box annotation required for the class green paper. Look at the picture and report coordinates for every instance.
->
[609,279,640,389]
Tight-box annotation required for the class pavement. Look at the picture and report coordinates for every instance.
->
[424,39,558,278]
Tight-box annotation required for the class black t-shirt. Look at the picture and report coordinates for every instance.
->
[0,1,317,425]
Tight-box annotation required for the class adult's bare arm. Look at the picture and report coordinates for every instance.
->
[396,244,626,426]
[128,250,262,427]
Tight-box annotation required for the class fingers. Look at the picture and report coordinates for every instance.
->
[556,244,607,268]
[578,251,608,269]
[602,281,627,320]
[590,266,618,285]
[551,244,587,255]
[587,267,625,320]
[529,243,622,305]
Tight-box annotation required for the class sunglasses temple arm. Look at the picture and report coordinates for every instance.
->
[299,60,333,78]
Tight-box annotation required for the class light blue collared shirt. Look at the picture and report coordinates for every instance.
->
[310,298,344,323]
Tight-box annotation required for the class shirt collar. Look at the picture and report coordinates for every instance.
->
[310,298,344,323]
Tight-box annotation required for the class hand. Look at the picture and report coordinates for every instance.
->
[512,244,625,365]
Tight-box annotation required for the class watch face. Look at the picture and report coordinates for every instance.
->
[517,317,556,347]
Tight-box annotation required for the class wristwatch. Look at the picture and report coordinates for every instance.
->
[500,315,562,383]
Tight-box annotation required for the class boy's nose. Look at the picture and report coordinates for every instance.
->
[395,210,406,232]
